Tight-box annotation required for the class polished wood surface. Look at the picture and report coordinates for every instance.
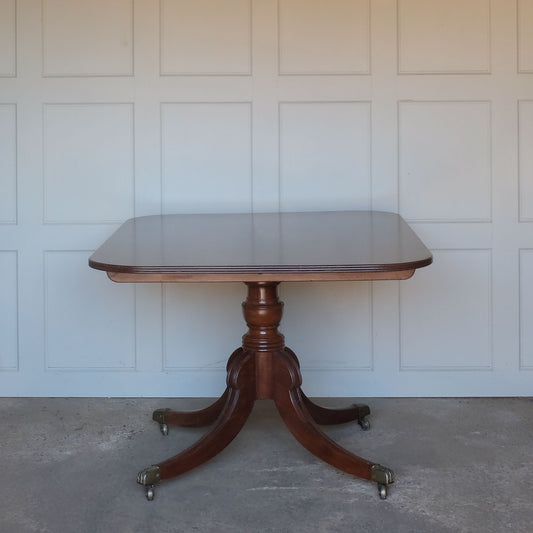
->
[89,211,432,281]
[89,211,431,500]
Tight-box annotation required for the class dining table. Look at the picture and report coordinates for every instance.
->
[89,210,433,501]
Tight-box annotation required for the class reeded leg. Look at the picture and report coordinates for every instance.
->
[137,350,255,500]
[273,350,393,495]
[284,348,371,429]
[152,389,229,433]
[300,392,371,428]
[150,349,244,434]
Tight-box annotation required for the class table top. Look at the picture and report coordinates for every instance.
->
[89,211,432,282]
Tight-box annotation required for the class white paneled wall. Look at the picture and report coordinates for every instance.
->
[0,0,532,397]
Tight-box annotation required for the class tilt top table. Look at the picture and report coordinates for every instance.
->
[89,210,432,501]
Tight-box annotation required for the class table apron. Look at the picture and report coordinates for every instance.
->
[106,270,415,283]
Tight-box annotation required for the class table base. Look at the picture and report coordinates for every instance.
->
[136,282,394,501]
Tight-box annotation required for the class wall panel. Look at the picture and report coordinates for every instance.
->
[398,0,490,74]
[161,102,252,214]
[42,0,133,76]
[0,251,18,370]
[281,282,373,370]
[519,100,533,221]
[160,0,252,75]
[279,102,371,211]
[0,0,16,76]
[0,104,17,223]
[163,283,245,370]
[43,103,134,224]
[399,101,492,222]
[400,250,492,370]
[279,0,370,75]
[519,249,533,369]
[44,251,136,370]
[518,0,533,73]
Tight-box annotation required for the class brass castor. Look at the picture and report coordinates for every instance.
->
[137,465,161,502]
[371,464,394,500]
[358,417,370,431]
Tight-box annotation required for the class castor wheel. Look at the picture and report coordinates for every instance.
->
[371,464,393,500]
[152,408,171,434]
[146,486,155,501]
[137,465,161,501]
[358,417,370,431]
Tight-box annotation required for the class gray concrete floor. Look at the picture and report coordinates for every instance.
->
[0,397,532,533]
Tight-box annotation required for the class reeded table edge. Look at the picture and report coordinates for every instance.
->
[89,254,433,284]
[88,257,432,275]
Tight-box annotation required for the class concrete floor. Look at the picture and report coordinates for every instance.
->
[0,397,532,533]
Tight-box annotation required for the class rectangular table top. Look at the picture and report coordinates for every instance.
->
[89,211,432,283]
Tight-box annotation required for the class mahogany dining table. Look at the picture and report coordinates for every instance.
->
[89,210,432,501]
